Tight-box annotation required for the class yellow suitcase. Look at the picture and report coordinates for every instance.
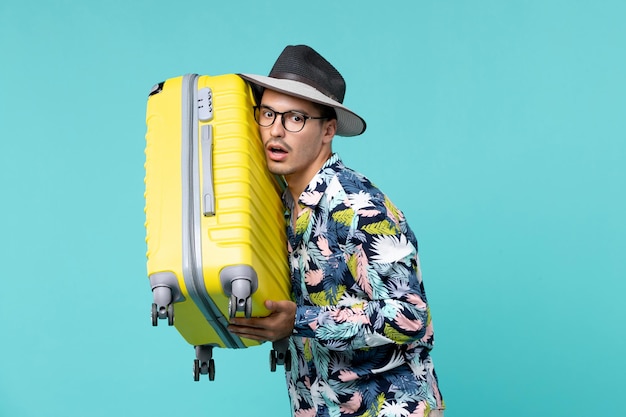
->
[144,73,291,380]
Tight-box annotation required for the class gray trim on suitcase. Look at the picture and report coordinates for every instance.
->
[200,124,215,216]
[150,271,185,305]
[181,73,245,349]
[220,265,258,318]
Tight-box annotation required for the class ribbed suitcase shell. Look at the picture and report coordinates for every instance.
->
[144,74,290,352]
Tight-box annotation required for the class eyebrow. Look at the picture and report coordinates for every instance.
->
[258,104,311,116]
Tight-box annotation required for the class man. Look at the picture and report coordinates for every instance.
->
[229,45,445,417]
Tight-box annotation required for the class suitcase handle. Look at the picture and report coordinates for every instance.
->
[201,124,215,216]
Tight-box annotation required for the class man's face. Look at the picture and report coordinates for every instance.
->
[258,89,336,190]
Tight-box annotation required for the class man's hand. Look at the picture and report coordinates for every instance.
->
[228,300,296,342]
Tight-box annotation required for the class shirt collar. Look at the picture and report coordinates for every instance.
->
[282,153,344,211]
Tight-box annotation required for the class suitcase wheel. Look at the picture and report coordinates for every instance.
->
[269,350,277,372]
[194,345,216,381]
[269,349,292,372]
[151,304,158,326]
[208,359,215,381]
[167,304,175,326]
[151,303,175,326]
[193,359,200,381]
[229,295,252,319]
[285,350,292,372]
[221,270,257,319]
[193,358,215,381]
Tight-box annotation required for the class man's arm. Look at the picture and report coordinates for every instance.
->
[288,193,433,352]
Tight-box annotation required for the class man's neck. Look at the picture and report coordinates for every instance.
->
[285,152,333,205]
[287,182,305,211]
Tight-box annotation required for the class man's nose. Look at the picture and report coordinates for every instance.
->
[269,114,286,137]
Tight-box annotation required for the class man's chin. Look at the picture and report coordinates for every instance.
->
[266,161,290,176]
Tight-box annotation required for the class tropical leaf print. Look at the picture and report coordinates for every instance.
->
[394,312,424,333]
[346,245,373,298]
[309,291,330,306]
[309,285,346,306]
[328,306,369,325]
[408,403,428,417]
[406,293,427,310]
[370,234,414,264]
[324,339,350,351]
[385,272,412,298]
[313,211,329,240]
[310,339,333,380]
[347,190,374,211]
[380,300,402,320]
[300,190,323,206]
[384,195,403,226]
[368,267,390,300]
[365,301,386,331]
[332,208,355,226]
[303,338,313,361]
[383,323,415,344]
[294,408,317,417]
[326,175,347,210]
[337,369,359,382]
[329,353,353,376]
[337,293,365,309]
[362,220,399,236]
[359,392,386,417]
[339,391,363,415]
[380,400,410,417]
[296,209,311,235]
[305,269,324,286]
[285,155,443,417]
[306,241,327,271]
[316,320,361,342]
[364,331,394,347]
[358,209,381,218]
[317,235,333,257]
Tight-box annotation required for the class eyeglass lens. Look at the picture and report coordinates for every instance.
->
[254,107,307,132]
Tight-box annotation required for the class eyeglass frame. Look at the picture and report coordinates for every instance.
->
[252,105,329,133]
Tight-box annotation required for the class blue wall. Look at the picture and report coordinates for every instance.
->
[1,1,624,416]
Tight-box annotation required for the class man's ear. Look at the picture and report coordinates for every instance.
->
[322,119,337,144]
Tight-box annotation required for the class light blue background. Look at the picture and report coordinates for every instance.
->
[1,1,624,416]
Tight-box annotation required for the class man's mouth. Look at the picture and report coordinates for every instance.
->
[268,144,288,154]
[266,143,289,162]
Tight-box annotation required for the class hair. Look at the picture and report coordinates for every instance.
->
[312,102,337,121]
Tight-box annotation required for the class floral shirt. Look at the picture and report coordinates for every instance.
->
[284,154,444,417]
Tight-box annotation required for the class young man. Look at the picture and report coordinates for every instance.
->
[229,45,445,417]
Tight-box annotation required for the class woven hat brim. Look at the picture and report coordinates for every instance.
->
[239,74,366,137]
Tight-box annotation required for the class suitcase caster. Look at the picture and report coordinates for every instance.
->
[193,358,215,381]
[220,265,258,318]
[229,294,252,319]
[151,284,175,326]
[193,359,200,381]
[269,349,292,372]
[194,345,215,381]
[151,302,174,326]
[151,303,158,326]
[269,338,291,372]
[167,304,174,326]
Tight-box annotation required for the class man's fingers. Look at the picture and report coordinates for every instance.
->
[228,300,295,342]
[265,300,296,315]
[228,323,265,339]
[228,323,275,342]
[229,317,265,328]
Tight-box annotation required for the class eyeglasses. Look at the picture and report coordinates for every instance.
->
[253,106,328,133]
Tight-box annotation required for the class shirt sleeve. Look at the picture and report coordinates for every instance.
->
[292,196,434,352]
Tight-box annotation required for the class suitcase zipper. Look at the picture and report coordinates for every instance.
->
[181,73,244,349]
